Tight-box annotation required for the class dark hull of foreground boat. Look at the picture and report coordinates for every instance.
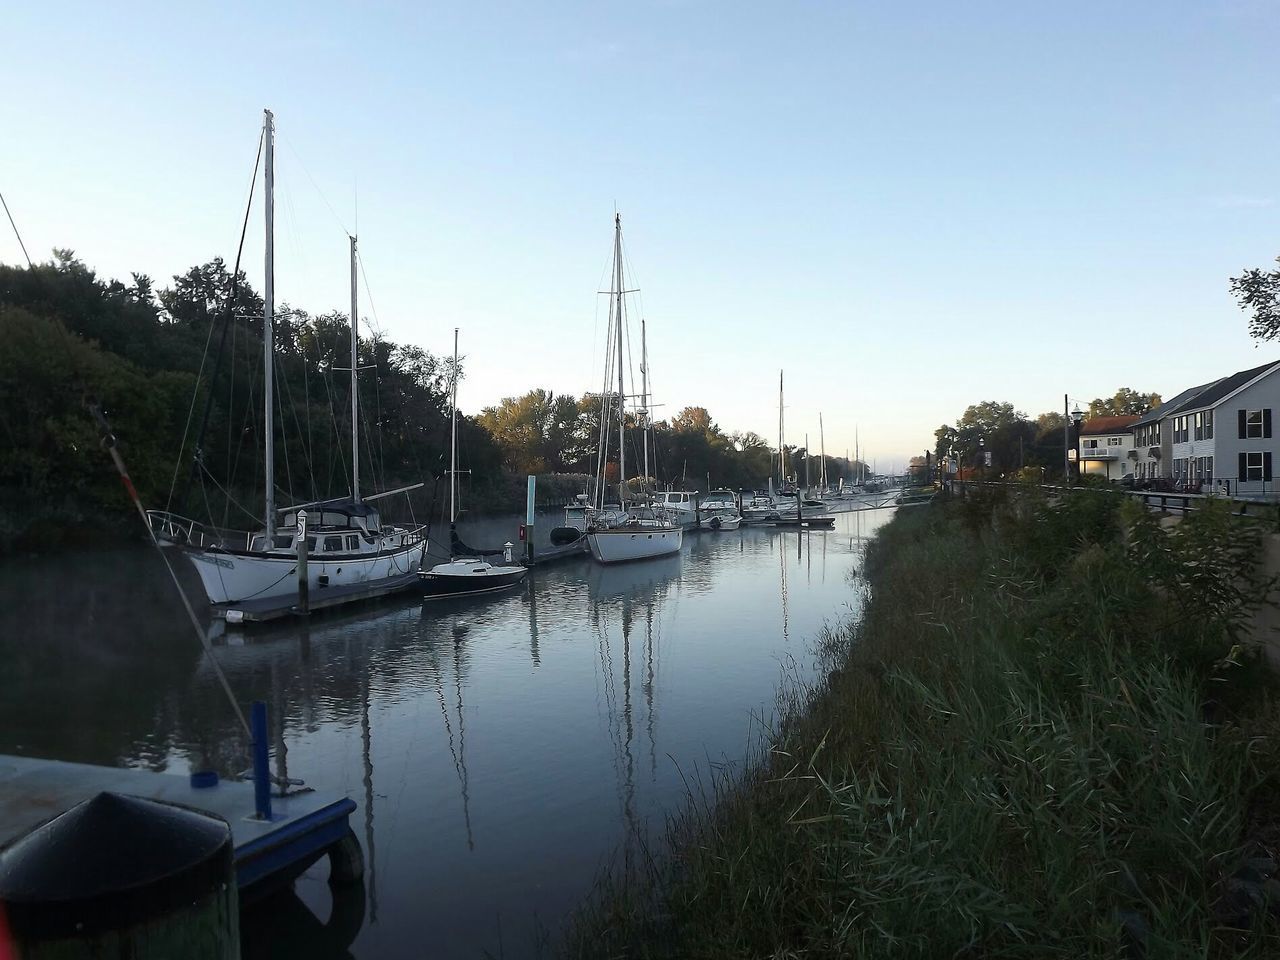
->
[420,568,529,599]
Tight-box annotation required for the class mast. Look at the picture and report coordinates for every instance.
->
[263,109,276,542]
[450,329,459,524]
[640,317,650,488]
[805,432,811,493]
[819,413,826,493]
[613,213,626,504]
[350,234,360,504]
[778,370,785,484]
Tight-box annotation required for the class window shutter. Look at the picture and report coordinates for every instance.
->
[1239,410,1247,439]
[1267,452,1274,482]
[1266,409,1273,439]
[1239,452,1247,479]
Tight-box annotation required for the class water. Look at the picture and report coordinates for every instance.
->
[0,506,894,958]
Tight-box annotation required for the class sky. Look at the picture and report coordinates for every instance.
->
[3,1,1278,471]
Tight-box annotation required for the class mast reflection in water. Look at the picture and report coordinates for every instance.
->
[0,507,895,958]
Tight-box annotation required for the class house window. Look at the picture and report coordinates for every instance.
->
[1083,438,1098,449]
[1155,423,1161,444]
[1205,411,1213,440]
[1194,412,1203,441]
[1247,452,1264,481]
[1107,437,1122,446]
[1246,410,1264,439]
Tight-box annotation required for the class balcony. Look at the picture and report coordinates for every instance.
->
[1075,448,1123,460]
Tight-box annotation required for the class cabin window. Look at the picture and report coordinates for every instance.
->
[346,535,360,551]
[274,534,293,549]
[306,537,317,551]
[323,535,343,552]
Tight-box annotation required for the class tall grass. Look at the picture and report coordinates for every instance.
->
[564,488,1280,958]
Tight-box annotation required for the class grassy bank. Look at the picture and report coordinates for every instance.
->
[566,486,1280,958]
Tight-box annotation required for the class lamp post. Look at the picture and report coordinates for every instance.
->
[1070,405,1085,485]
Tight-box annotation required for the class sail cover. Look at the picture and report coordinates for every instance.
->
[450,526,505,557]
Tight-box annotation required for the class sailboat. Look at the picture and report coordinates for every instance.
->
[586,214,683,565]
[148,110,427,607]
[420,330,529,598]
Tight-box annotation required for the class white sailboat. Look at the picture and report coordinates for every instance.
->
[586,213,682,565]
[421,330,529,598]
[149,110,427,606]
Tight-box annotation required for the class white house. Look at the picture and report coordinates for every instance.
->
[1129,359,1280,495]
[1076,415,1138,480]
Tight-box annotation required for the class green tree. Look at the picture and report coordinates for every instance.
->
[1088,387,1161,418]
[1229,256,1280,341]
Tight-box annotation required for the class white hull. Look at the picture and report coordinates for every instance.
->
[186,540,427,605]
[701,515,741,531]
[587,526,683,564]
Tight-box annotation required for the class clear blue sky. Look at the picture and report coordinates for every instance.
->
[3,1,1277,470]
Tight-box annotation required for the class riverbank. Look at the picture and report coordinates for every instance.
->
[565,486,1280,957]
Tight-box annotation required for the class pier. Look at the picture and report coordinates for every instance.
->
[0,755,360,901]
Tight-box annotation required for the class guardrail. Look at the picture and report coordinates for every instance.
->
[950,480,1280,525]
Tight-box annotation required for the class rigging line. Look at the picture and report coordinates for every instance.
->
[165,300,219,513]
[280,129,351,238]
[276,339,318,499]
[183,127,265,519]
[0,190,32,267]
[273,350,295,508]
[318,339,351,498]
[87,402,251,738]
[199,463,261,524]
[356,253,385,339]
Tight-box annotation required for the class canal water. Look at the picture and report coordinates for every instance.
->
[0,505,894,958]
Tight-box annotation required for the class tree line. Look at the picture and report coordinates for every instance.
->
[0,254,861,551]
[930,388,1162,479]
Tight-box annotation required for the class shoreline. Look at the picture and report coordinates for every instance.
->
[564,486,1280,957]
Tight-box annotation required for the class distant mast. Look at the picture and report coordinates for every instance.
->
[450,328,459,523]
[819,413,827,493]
[778,370,785,484]
[613,213,626,505]
[350,234,360,504]
[640,317,650,486]
[263,109,276,542]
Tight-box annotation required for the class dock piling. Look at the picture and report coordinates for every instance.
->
[296,510,309,614]
[525,475,536,564]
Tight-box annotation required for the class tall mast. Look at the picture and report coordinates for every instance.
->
[263,109,276,542]
[350,234,360,504]
[640,317,650,486]
[450,328,459,523]
[856,426,862,484]
[778,370,785,484]
[613,213,626,504]
[819,413,826,492]
[805,432,811,492]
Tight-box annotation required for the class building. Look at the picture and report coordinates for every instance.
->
[1126,359,1280,495]
[1076,415,1138,480]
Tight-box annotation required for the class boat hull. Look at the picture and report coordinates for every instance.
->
[587,526,683,564]
[420,564,528,599]
[185,540,427,605]
[701,514,741,531]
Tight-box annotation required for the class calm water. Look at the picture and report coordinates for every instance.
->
[0,505,893,958]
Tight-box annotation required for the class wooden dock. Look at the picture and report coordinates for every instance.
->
[216,571,422,624]
[768,516,837,528]
[529,540,590,565]
[0,755,358,900]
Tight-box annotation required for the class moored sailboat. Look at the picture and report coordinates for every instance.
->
[421,330,529,598]
[585,213,682,565]
[149,111,426,608]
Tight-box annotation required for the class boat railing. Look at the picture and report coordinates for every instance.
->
[145,510,254,551]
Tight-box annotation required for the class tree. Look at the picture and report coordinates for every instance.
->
[1230,256,1280,341]
[478,389,581,474]
[1088,387,1161,418]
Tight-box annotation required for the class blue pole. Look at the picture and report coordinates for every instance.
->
[251,700,272,820]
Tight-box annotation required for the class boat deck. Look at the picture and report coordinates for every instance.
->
[0,754,356,896]
[215,571,422,623]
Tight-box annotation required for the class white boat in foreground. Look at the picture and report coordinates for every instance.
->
[587,517,683,563]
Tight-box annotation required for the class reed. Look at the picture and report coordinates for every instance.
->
[563,487,1280,958]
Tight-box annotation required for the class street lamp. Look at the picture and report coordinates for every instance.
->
[1070,405,1085,485]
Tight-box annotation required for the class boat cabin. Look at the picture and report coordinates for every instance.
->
[254,500,385,552]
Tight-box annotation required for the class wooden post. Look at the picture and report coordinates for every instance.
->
[296,510,309,614]
[252,701,272,821]
[525,475,536,564]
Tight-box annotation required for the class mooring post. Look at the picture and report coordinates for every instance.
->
[296,510,309,615]
[251,701,272,821]
[525,475,536,564]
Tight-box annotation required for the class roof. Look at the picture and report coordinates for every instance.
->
[1080,415,1139,436]
[1131,381,1215,427]
[1177,359,1280,412]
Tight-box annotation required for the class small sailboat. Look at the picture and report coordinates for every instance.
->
[585,213,682,565]
[150,111,427,607]
[421,330,529,598]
